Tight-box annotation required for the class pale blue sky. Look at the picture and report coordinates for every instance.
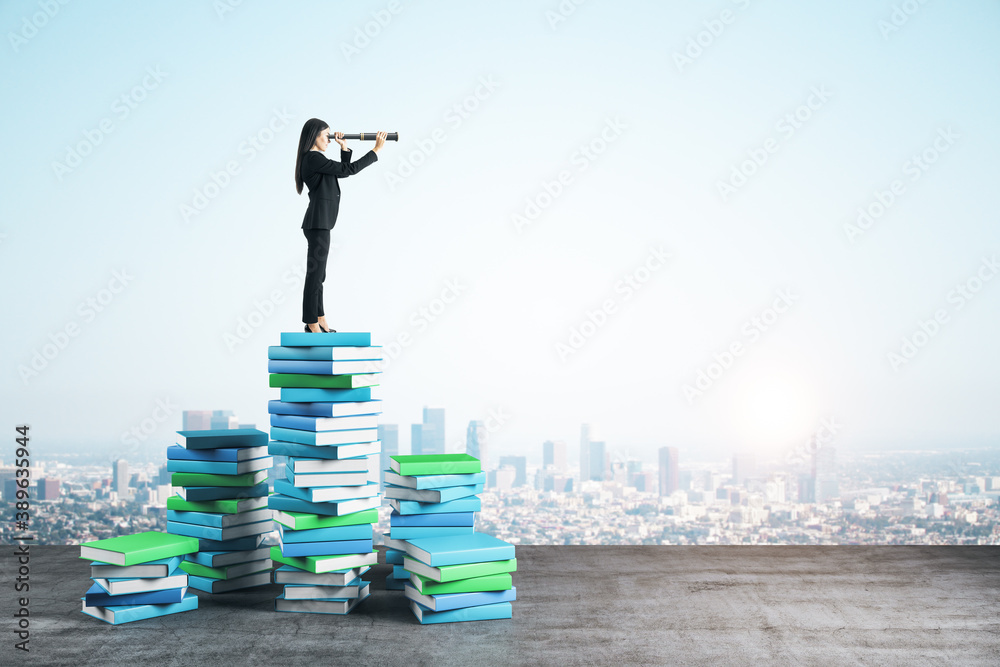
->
[2,0,999,466]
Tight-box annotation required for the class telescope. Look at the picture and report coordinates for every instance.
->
[327,132,399,141]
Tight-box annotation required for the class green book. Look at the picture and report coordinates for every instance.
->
[269,546,378,574]
[389,454,481,476]
[179,559,272,581]
[268,373,379,389]
[171,470,268,487]
[410,572,513,595]
[79,531,198,566]
[403,556,516,583]
[272,508,378,531]
[167,495,267,514]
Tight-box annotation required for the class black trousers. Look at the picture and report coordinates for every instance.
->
[302,228,331,323]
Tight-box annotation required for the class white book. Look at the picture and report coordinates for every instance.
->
[286,469,370,488]
[273,566,370,586]
[382,536,410,552]
[90,560,177,579]
[274,588,370,614]
[268,346,382,361]
[269,399,383,417]
[93,572,188,596]
[281,580,365,600]
[288,456,374,474]
[273,413,381,432]
[285,550,378,573]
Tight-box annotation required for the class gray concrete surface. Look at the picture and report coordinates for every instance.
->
[1,546,998,666]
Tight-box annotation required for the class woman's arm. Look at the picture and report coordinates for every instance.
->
[305,149,378,178]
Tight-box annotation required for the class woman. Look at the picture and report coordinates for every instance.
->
[294,119,387,333]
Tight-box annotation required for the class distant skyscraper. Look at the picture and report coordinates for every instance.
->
[113,459,129,497]
[498,455,527,488]
[543,440,567,471]
[411,423,425,456]
[580,424,592,481]
[423,407,445,455]
[732,453,756,487]
[813,444,839,502]
[39,478,60,501]
[588,440,607,481]
[658,446,679,496]
[379,424,399,490]
[158,463,170,486]
[182,410,212,430]
[211,410,238,430]
[466,420,488,471]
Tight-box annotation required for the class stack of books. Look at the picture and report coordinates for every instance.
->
[79,531,199,624]
[166,428,274,593]
[382,454,484,592]
[266,330,382,614]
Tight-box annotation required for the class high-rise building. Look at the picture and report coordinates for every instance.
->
[113,459,129,498]
[813,444,839,502]
[588,441,607,481]
[543,440,567,471]
[157,463,170,486]
[580,424,592,481]
[658,446,679,496]
[732,453,756,487]
[411,423,424,456]
[38,478,60,501]
[498,455,527,488]
[466,420,488,471]
[182,410,212,430]
[211,410,238,430]
[422,407,445,455]
[379,424,399,490]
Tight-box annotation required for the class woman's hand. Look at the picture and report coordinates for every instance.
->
[373,131,387,153]
[333,131,348,151]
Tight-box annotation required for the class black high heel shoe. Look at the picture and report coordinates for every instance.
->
[320,325,337,333]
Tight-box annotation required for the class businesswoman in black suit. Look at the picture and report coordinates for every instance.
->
[294,119,387,333]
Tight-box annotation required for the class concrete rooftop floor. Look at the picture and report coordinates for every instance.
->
[3,545,999,666]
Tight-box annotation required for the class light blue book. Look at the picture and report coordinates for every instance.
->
[409,600,512,624]
[176,428,267,450]
[179,482,269,502]
[273,564,371,585]
[386,548,405,565]
[268,345,382,361]
[278,538,374,558]
[167,444,268,462]
[84,582,187,607]
[186,547,270,569]
[267,359,382,375]
[270,426,378,447]
[268,493,381,517]
[274,590,370,614]
[167,519,273,542]
[268,440,380,460]
[390,497,482,515]
[279,331,371,347]
[405,583,517,612]
[390,526,475,540]
[166,508,272,529]
[277,522,373,543]
[90,556,181,579]
[274,479,379,504]
[166,456,273,475]
[384,470,487,490]
[385,483,483,504]
[404,533,516,567]
[268,399,383,417]
[279,387,372,403]
[198,534,265,552]
[393,564,409,579]
[186,571,272,594]
[270,413,380,432]
[390,511,475,528]
[80,591,198,625]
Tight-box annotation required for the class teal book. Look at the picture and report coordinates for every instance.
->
[404,533,515,567]
[384,470,486,490]
[274,479,379,504]
[268,359,382,375]
[409,572,513,596]
[268,399,382,417]
[389,497,482,515]
[268,493,381,517]
[176,428,268,450]
[166,456,272,475]
[384,483,483,504]
[186,571,272,593]
[277,522,372,543]
[274,589,370,615]
[186,547,270,569]
[270,546,378,574]
[179,558,272,580]
[166,495,268,514]
[390,511,475,527]
[389,526,475,540]
[167,519,272,542]
[279,331,371,347]
[167,444,268,462]
[386,548,405,565]
[90,556,182,579]
[270,426,378,447]
[268,373,379,389]
[171,470,268,488]
[273,564,371,586]
[403,557,517,583]
[280,387,372,403]
[268,440,381,460]
[80,531,198,566]
[166,508,272,528]
[270,413,380,432]
[178,482,268,502]
[267,345,382,361]
[80,591,198,625]
[389,454,481,476]
[409,600,512,624]
[404,583,516,612]
[285,468,369,488]
[272,507,379,530]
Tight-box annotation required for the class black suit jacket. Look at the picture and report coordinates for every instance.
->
[300,148,379,230]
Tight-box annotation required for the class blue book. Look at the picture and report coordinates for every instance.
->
[166,456,273,475]
[166,508,272,529]
[393,564,409,579]
[390,497,482,515]
[385,470,487,490]
[274,479,379,504]
[409,600,512,624]
[390,511,475,528]
[385,483,483,504]
[390,526,475,540]
[186,571,272,593]
[270,413,380,432]
[405,584,517,612]
[80,591,198,624]
[90,556,182,579]
[167,444,268,462]
[404,533,516,567]
[267,359,382,375]
[277,522,373,543]
[385,574,407,591]
[285,468,370,488]
[186,547,270,568]
[278,538,374,558]
[176,428,267,450]
[270,426,378,447]
[268,493,381,517]
[267,399,383,417]
[279,387,372,403]
[268,345,382,361]
[84,582,187,607]
[180,482,269,502]
[268,440,380,460]
[168,519,273,542]
[386,548,405,565]
[198,534,265,552]
[279,331,371,347]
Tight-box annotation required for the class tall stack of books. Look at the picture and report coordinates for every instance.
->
[382,454,484,591]
[266,330,382,614]
[79,531,199,624]
[166,428,274,593]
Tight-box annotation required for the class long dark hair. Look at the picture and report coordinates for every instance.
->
[295,118,329,194]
